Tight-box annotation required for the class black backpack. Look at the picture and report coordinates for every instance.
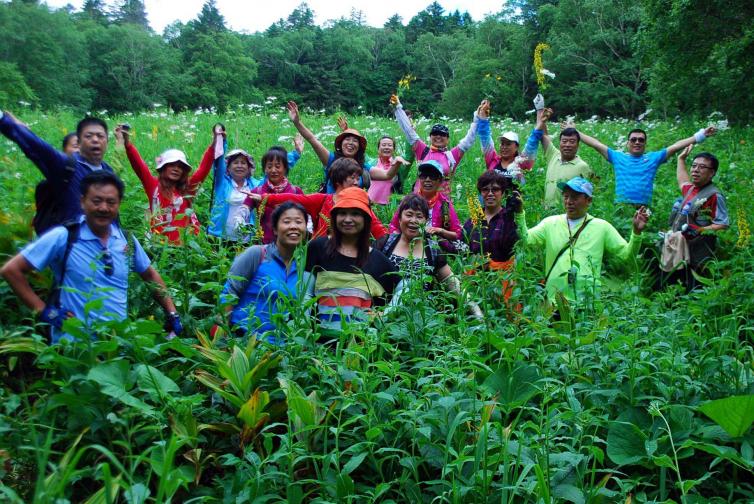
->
[33,156,77,235]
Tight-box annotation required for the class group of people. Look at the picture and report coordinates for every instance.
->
[0,93,729,344]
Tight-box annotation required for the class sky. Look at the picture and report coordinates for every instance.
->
[43,0,505,34]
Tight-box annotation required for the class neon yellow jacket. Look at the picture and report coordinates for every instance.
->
[515,211,641,304]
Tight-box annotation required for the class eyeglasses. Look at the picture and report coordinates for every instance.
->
[480,186,503,194]
[101,249,114,276]
[628,137,646,144]
[691,162,712,170]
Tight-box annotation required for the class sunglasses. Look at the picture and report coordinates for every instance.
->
[628,137,646,144]
[418,172,441,180]
[101,249,114,276]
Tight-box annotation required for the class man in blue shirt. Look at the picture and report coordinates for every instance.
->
[0,111,114,232]
[575,124,717,205]
[1,171,182,343]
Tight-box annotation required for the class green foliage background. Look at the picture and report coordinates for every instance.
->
[0,0,752,121]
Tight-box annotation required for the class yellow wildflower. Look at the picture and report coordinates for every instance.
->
[396,74,416,96]
[534,43,551,89]
[736,206,750,249]
[152,125,158,141]
[467,194,485,228]
[255,196,268,242]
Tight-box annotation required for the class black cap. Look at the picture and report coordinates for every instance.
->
[429,124,449,137]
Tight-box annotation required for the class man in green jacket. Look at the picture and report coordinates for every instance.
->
[514,176,649,306]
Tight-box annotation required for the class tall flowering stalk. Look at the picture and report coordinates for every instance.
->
[255,196,267,243]
[736,206,750,249]
[534,43,552,90]
[396,74,416,97]
[467,194,485,228]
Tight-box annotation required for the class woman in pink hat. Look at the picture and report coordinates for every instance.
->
[117,125,214,244]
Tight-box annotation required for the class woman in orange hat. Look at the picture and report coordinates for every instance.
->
[287,101,372,194]
[117,125,215,244]
[304,186,398,333]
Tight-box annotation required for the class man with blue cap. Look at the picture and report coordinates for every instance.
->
[513,176,650,307]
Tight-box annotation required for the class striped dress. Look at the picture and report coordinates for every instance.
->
[305,237,398,331]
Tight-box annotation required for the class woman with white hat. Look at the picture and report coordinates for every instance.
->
[117,125,214,244]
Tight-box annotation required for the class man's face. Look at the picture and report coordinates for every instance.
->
[626,132,647,156]
[690,157,715,187]
[81,183,120,231]
[559,135,579,161]
[78,124,108,164]
[562,188,591,220]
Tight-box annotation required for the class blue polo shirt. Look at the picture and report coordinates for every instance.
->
[21,218,151,343]
[607,148,667,204]
[221,243,313,344]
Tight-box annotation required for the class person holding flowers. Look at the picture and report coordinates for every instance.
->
[390,94,484,199]
[462,171,521,304]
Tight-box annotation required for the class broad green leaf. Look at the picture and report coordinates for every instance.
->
[124,483,150,504]
[607,410,651,466]
[699,395,754,437]
[481,364,542,410]
[88,361,154,414]
[237,388,270,429]
[136,364,179,400]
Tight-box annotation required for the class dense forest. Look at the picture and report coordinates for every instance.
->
[0,0,752,121]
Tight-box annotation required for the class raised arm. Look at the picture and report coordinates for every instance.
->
[188,140,219,191]
[390,95,420,146]
[676,144,692,189]
[287,134,304,171]
[665,126,716,159]
[575,128,609,160]
[123,140,157,196]
[538,108,553,151]
[0,111,69,179]
[287,101,330,166]
[369,157,408,181]
[454,102,484,153]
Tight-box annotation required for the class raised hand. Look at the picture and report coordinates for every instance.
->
[287,101,301,124]
[703,125,717,137]
[679,144,693,160]
[509,190,524,213]
[390,94,401,107]
[633,206,650,234]
[533,93,545,111]
[478,100,491,119]
[337,115,349,131]
[294,133,304,154]
[114,124,130,145]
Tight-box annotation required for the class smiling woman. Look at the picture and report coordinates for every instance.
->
[219,201,314,344]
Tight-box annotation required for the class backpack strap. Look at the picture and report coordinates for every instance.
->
[543,218,591,285]
[48,222,81,308]
[671,183,720,232]
[441,200,450,229]
[377,233,401,256]
[419,145,431,162]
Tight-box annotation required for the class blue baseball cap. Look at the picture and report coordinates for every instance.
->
[557,176,593,197]
[418,160,444,179]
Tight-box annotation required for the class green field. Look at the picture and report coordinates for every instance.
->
[1,104,753,502]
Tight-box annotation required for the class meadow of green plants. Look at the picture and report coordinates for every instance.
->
[0,102,753,503]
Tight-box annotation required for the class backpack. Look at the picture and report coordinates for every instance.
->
[33,156,76,235]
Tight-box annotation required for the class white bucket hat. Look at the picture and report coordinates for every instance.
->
[499,131,520,144]
[155,149,192,171]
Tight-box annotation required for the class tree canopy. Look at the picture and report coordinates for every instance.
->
[0,0,750,122]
